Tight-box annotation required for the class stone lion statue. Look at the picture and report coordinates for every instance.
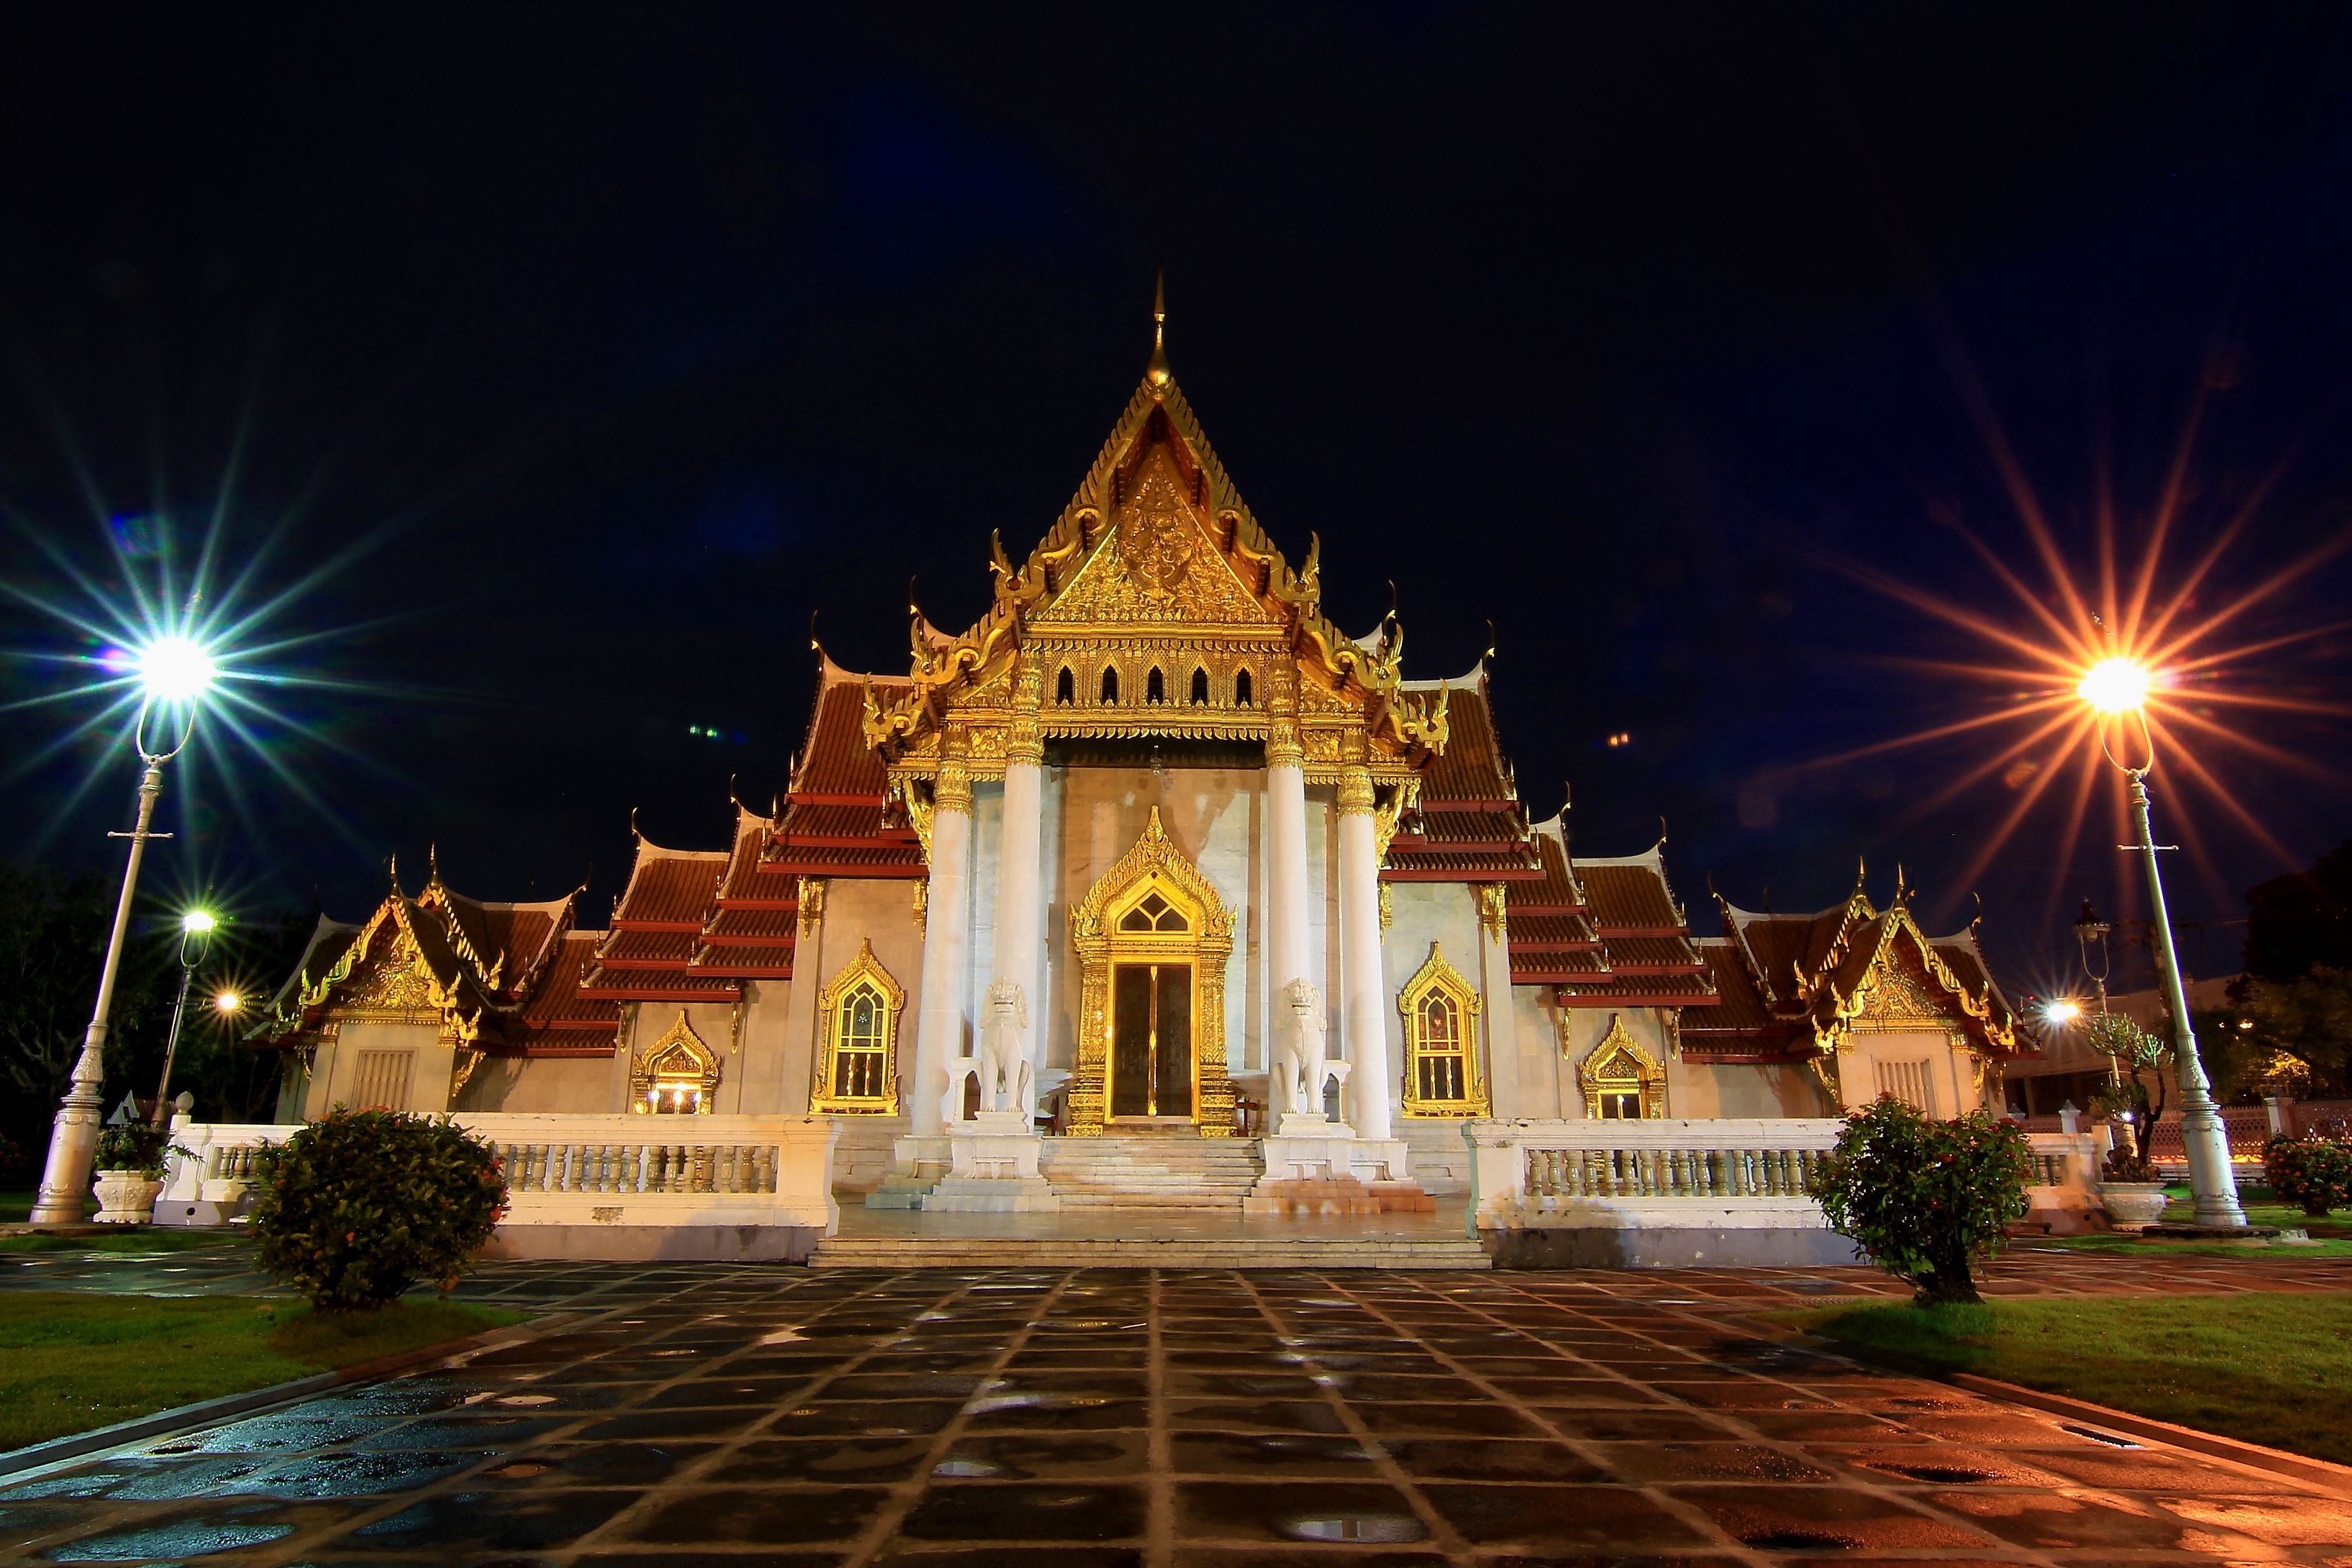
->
[976,977,1032,1115]
[1275,977,1326,1120]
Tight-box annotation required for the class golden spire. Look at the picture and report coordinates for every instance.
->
[1146,270,1170,388]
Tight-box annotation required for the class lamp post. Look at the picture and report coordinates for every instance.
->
[2072,901,2120,1089]
[2077,657,2246,1229]
[149,910,219,1129]
[29,636,216,1223]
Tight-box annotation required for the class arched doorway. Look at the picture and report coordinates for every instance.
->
[1067,809,1239,1136]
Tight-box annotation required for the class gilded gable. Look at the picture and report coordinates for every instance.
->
[1029,446,1274,628]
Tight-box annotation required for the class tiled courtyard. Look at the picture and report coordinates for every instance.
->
[4,1250,2351,1565]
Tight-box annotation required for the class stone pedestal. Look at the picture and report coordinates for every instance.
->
[922,1113,1059,1212]
[865,1134,952,1210]
[1246,1130,1431,1216]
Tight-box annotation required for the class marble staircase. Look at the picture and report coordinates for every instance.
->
[1039,1134,1264,1208]
[808,1229,1492,1270]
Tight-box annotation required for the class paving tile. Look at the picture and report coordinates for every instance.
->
[898,1481,1149,1542]
[1416,1482,1711,1551]
[1664,1483,2001,1552]
[1173,1480,1431,1546]
[607,1485,891,1545]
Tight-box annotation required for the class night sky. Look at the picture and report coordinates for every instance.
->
[4,7,2348,999]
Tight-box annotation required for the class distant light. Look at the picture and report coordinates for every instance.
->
[181,909,217,936]
[135,635,218,704]
[2077,657,2150,715]
[2042,999,2081,1026]
[213,991,242,1013]
[1605,731,1631,749]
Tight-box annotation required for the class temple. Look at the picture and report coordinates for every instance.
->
[247,301,2031,1254]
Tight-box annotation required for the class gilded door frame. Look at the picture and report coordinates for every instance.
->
[1067,808,1237,1136]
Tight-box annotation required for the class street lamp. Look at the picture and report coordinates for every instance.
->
[2077,656,2246,1229]
[28,635,217,1222]
[149,909,219,1129]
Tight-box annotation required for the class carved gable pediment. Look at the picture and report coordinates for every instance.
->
[1029,445,1275,629]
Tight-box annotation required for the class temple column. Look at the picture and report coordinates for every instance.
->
[1266,716,1313,1011]
[910,752,972,1136]
[1336,766,1393,1139]
[990,662,1047,1116]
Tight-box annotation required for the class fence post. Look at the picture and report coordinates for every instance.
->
[2058,1101,2081,1135]
[2265,1095,2292,1138]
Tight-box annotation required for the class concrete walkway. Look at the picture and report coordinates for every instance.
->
[3,1245,2350,1564]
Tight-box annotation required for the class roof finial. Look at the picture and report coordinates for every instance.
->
[1854,853,1868,895]
[1146,270,1170,389]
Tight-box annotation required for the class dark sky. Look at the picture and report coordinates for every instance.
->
[4,6,2348,999]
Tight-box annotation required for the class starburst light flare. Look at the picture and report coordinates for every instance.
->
[2075,657,2149,716]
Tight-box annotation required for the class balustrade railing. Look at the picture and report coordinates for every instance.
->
[156,1113,837,1233]
[1467,1118,2104,1234]
[1524,1144,1827,1200]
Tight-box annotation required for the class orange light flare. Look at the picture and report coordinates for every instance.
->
[1759,407,2352,933]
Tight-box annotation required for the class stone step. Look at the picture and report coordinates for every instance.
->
[809,1236,1492,1270]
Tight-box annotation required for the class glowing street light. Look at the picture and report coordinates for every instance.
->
[2076,656,2151,716]
[29,634,220,1221]
[2041,999,2082,1027]
[213,990,242,1015]
[2079,654,2246,1229]
[149,908,221,1129]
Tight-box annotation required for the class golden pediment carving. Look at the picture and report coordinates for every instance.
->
[340,929,439,1013]
[1031,450,1271,628]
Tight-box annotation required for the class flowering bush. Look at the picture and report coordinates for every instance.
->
[250,1108,507,1311]
[1815,1096,2034,1306]
[2263,1134,2352,1218]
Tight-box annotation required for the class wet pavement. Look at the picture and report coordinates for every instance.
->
[4,1251,2351,1565]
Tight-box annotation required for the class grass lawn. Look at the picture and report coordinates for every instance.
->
[0,1229,248,1254]
[1777,1294,2352,1466]
[2022,1234,2352,1259]
[0,1293,526,1451]
[0,1189,34,1224]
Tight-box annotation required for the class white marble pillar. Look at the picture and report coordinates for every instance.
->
[1336,767,1394,1140]
[910,758,972,1136]
[991,698,1047,1116]
[1266,721,1313,1003]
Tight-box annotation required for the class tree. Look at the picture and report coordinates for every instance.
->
[0,864,163,1169]
[1815,1097,2034,1306]
[2238,967,2352,1100]
[2245,840,2352,983]
[2082,1012,2169,1179]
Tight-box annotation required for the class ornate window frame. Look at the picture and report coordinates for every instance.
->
[1575,1013,1666,1119]
[811,939,905,1115]
[1398,942,1489,1117]
[631,1011,720,1114]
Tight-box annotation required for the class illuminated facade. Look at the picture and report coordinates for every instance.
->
[253,317,2024,1215]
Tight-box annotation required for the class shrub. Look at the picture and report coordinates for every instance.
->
[92,1125,182,1177]
[2264,1134,2352,1218]
[250,1108,507,1311]
[1815,1096,2035,1306]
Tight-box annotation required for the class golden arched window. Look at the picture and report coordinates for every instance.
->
[632,1012,720,1114]
[1577,1014,1666,1119]
[811,940,904,1114]
[1398,942,1488,1117]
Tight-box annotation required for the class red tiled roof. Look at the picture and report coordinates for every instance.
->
[1504,912,1602,951]
[793,673,901,799]
[1598,934,1706,974]
[517,933,621,1029]
[1556,970,1719,1006]
[705,906,796,943]
[1505,833,1588,914]
[577,972,743,1002]
[1413,808,1525,847]
[596,929,697,967]
[1509,948,1613,983]
[762,843,926,875]
[1419,688,1513,805]
[1690,942,1776,1031]
[1381,848,1543,880]
[1579,862,1685,933]
[612,851,724,927]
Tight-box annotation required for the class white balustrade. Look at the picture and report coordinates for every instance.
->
[157,1113,839,1236]
[1466,1119,2107,1236]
